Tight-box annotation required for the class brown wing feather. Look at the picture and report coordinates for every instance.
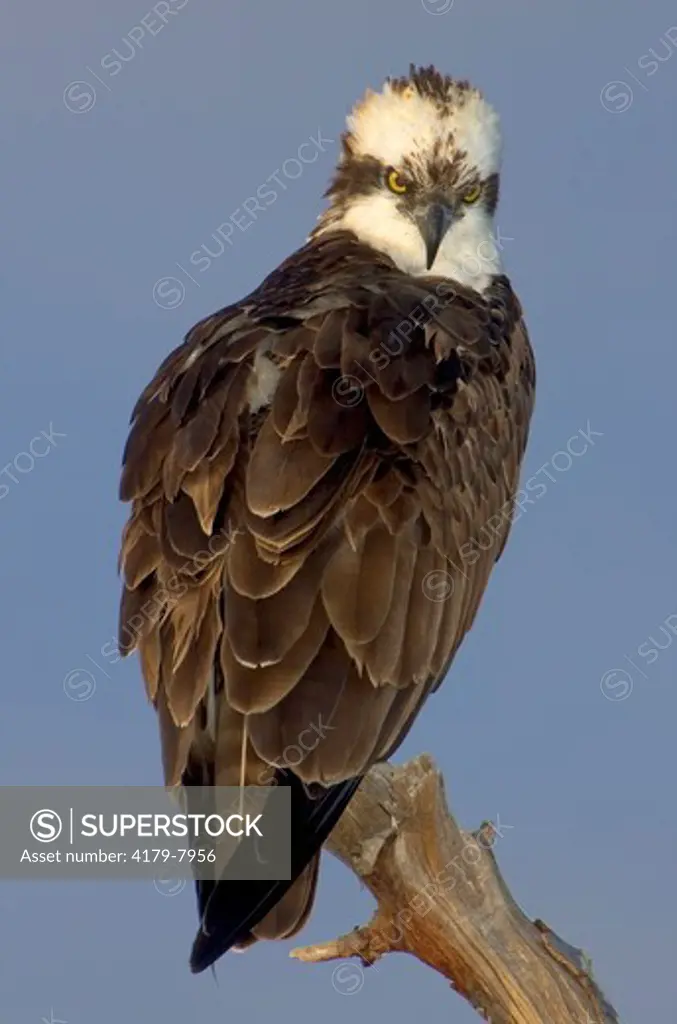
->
[118,232,534,822]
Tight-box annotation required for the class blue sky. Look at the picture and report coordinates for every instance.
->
[2,1,676,1021]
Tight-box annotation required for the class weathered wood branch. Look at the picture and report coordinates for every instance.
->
[291,755,620,1023]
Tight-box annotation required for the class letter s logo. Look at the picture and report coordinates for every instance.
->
[30,809,63,842]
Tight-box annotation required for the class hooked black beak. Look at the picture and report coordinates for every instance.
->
[416,202,454,270]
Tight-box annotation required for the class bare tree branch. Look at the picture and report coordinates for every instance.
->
[291,755,620,1023]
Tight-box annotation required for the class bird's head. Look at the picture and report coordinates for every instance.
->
[313,66,503,291]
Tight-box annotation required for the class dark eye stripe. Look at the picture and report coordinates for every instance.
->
[322,147,500,216]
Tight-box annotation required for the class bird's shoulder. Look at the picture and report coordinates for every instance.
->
[119,232,534,552]
[126,230,529,434]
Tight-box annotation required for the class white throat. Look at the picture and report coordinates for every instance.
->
[324,196,501,293]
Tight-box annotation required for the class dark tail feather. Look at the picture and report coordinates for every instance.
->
[189,770,361,973]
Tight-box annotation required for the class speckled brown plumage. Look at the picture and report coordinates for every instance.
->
[118,228,535,967]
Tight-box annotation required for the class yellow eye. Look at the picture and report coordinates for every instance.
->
[462,184,482,204]
[386,168,408,194]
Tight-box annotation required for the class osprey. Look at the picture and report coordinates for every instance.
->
[118,65,535,972]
